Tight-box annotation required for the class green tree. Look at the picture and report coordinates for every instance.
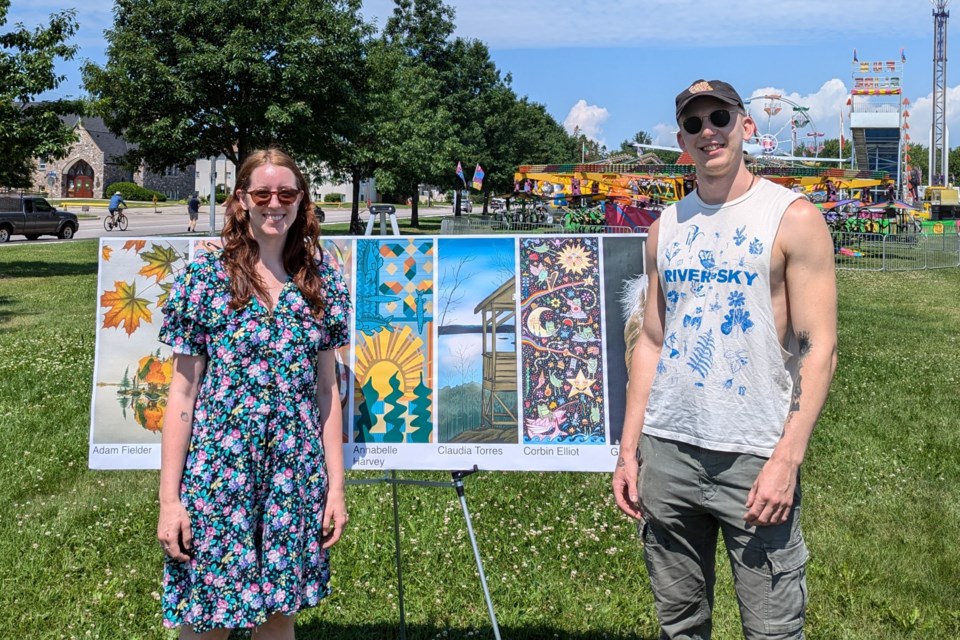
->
[383,0,454,67]
[948,147,960,186]
[355,376,379,443]
[617,130,653,156]
[382,372,407,443]
[905,143,928,186]
[83,0,368,170]
[0,3,80,188]
[571,127,607,163]
[471,92,577,210]
[379,0,468,225]
[819,138,842,162]
[376,0,579,216]
[369,42,456,228]
[407,373,433,443]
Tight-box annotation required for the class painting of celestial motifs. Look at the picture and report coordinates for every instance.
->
[352,238,434,443]
[519,237,606,444]
[436,238,518,444]
[189,237,355,442]
[91,239,191,443]
[601,236,647,445]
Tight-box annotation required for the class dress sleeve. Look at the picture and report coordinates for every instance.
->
[319,261,352,351]
[159,261,209,356]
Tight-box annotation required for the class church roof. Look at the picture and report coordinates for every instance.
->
[61,115,133,162]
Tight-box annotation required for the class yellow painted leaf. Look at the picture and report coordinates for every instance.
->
[102,245,113,261]
[139,244,180,282]
[100,280,153,335]
[155,281,173,309]
[123,240,146,253]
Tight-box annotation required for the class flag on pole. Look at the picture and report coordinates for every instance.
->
[472,164,485,190]
[456,161,466,186]
[839,110,844,155]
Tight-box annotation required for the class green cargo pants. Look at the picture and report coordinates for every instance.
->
[638,434,808,640]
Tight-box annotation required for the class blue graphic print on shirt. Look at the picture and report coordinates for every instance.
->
[658,221,767,391]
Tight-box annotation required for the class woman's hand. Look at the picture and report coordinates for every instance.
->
[157,500,193,562]
[321,487,348,549]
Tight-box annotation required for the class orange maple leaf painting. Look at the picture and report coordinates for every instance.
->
[139,244,181,282]
[100,281,153,335]
[123,240,147,253]
[102,245,113,261]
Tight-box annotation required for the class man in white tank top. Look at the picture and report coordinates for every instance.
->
[612,79,837,639]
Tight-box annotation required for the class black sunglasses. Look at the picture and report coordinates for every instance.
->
[681,109,737,135]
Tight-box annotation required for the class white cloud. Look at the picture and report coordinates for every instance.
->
[650,79,855,152]
[563,100,609,144]
[744,79,851,149]
[651,122,679,147]
[906,85,960,154]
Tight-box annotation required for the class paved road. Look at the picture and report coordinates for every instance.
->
[0,203,458,246]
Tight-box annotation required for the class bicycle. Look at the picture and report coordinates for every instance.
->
[104,207,129,232]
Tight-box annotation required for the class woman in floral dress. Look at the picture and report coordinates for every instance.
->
[157,148,350,638]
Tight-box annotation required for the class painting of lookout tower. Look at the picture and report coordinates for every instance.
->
[437,238,519,444]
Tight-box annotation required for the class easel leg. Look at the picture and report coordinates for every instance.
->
[349,468,501,639]
[391,470,407,640]
[453,468,502,640]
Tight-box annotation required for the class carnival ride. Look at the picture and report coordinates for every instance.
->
[744,94,829,160]
[512,160,891,232]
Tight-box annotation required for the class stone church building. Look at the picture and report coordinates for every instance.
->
[29,115,195,199]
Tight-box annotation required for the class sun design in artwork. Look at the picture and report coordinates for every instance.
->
[355,324,427,402]
[557,243,592,276]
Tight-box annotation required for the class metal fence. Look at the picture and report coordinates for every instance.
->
[833,231,960,270]
[439,215,644,236]
[440,216,563,234]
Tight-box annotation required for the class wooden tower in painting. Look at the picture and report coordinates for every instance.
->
[474,277,517,430]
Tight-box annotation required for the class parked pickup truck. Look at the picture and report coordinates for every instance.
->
[0,195,79,242]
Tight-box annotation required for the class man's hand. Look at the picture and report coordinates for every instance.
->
[744,457,799,526]
[612,454,643,520]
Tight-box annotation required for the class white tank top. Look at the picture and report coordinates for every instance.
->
[643,178,804,457]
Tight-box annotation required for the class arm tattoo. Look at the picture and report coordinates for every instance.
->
[179,411,190,423]
[789,331,812,412]
[617,456,626,468]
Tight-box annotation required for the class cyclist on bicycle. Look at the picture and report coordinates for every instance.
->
[109,191,127,217]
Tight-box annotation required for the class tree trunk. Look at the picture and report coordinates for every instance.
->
[410,184,420,228]
[349,168,364,235]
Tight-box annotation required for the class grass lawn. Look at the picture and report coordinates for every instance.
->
[0,240,958,639]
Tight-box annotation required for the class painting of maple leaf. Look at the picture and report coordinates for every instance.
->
[100,280,153,335]
[123,240,147,253]
[101,245,113,261]
[138,244,181,282]
[155,281,173,309]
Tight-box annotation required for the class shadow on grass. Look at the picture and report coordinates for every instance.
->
[0,294,14,325]
[295,621,659,640]
[0,259,99,279]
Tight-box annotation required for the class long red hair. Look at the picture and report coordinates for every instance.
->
[220,148,327,317]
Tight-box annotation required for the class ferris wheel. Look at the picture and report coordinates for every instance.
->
[744,94,824,158]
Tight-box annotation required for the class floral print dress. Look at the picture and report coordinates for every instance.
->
[158,249,350,632]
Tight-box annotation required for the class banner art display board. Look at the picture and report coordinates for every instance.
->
[89,235,647,471]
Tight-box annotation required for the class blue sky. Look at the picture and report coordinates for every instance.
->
[7,0,958,151]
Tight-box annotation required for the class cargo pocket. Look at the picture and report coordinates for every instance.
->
[763,534,809,636]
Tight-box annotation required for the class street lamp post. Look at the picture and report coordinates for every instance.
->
[209,156,217,232]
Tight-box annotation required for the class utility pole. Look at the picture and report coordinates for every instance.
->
[930,0,950,185]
